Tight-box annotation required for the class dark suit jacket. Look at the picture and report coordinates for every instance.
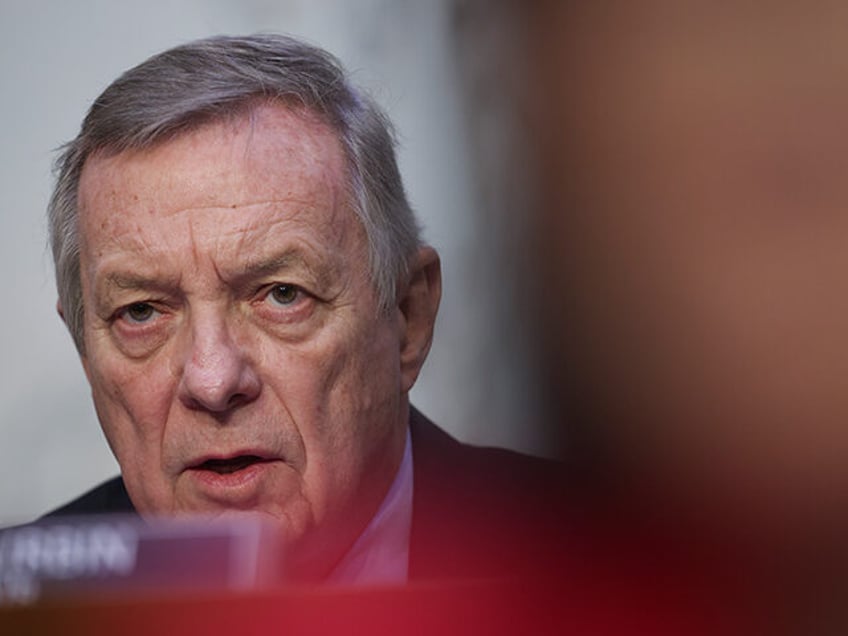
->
[45,408,569,581]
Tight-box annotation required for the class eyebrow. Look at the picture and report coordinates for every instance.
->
[95,248,336,301]
[234,248,336,291]
[89,271,178,318]
[103,272,179,291]
[241,251,313,278]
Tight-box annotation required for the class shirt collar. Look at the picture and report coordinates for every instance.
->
[326,427,413,585]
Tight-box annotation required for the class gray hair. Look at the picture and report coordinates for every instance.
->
[48,33,421,352]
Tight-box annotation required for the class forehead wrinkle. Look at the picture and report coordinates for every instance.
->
[86,202,351,298]
[79,102,363,294]
[221,197,349,251]
[228,226,344,291]
[109,198,330,224]
[81,216,170,301]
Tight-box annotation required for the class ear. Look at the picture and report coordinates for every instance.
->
[398,246,442,393]
[56,299,65,323]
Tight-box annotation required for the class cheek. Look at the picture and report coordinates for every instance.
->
[263,317,401,471]
[85,347,177,463]
[321,320,400,424]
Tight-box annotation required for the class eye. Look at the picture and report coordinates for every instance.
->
[267,283,300,307]
[121,302,159,324]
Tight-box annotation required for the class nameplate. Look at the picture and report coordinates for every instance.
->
[0,515,281,605]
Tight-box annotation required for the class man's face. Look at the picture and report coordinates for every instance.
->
[76,103,409,574]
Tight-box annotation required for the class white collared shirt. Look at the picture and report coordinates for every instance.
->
[326,428,414,585]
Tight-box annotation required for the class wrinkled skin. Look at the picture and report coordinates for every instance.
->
[73,102,441,579]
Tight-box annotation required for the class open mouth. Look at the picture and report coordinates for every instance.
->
[195,455,269,475]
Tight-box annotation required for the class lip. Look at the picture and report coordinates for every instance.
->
[183,452,282,506]
[188,450,277,468]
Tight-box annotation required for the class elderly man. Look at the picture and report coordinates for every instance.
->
[41,34,562,585]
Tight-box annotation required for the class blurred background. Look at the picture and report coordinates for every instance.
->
[0,0,549,524]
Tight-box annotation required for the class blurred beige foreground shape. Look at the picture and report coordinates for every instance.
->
[470,1,848,628]
[457,0,848,629]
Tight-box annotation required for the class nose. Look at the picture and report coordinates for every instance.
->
[178,312,261,413]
